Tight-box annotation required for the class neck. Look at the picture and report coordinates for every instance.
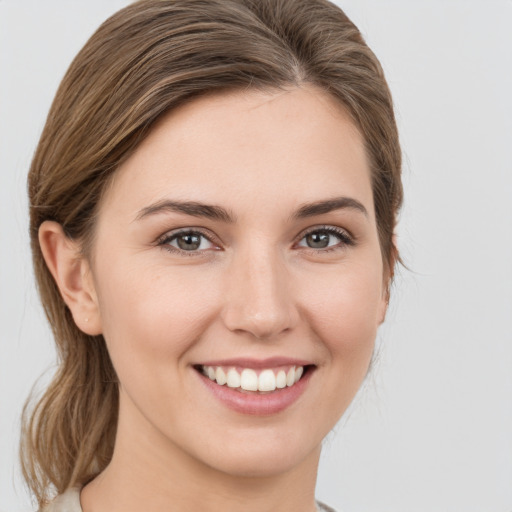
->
[81,398,321,512]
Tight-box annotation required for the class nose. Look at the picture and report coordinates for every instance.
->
[221,246,299,340]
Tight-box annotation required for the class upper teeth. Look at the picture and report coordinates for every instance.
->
[202,365,304,392]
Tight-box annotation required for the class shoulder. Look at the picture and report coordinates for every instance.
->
[40,487,82,512]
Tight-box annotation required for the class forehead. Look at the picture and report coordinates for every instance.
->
[102,86,374,221]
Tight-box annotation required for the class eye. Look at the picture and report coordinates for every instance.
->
[296,226,354,251]
[158,229,219,253]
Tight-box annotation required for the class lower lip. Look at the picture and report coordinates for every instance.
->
[196,368,314,416]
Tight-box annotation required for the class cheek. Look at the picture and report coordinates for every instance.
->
[284,262,384,436]
[300,261,384,362]
[94,258,223,368]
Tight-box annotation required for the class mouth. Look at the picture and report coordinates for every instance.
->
[194,364,312,393]
[192,361,315,415]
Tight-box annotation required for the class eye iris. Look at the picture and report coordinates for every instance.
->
[306,231,330,248]
[177,233,201,250]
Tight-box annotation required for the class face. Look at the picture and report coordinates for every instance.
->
[87,87,388,477]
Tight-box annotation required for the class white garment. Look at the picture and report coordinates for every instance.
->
[40,487,81,512]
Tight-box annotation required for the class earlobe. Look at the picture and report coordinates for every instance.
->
[38,221,102,335]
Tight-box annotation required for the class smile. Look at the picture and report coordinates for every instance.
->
[194,360,315,415]
[199,365,305,393]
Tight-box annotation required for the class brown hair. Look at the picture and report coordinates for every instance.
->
[23,0,402,506]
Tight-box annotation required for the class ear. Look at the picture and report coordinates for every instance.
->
[377,291,389,326]
[39,220,102,335]
[378,233,398,325]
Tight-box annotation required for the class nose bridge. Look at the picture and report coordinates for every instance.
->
[221,242,297,339]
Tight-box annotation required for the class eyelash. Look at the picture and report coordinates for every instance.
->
[296,225,355,253]
[157,228,219,257]
[156,225,355,256]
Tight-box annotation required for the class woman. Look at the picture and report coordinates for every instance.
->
[22,0,402,511]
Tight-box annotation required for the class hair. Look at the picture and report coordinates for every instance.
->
[22,0,402,507]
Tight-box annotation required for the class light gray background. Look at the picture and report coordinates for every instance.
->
[1,1,511,511]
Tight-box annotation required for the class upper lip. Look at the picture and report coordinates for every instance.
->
[194,357,314,369]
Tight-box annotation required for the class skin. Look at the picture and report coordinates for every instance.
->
[40,86,389,512]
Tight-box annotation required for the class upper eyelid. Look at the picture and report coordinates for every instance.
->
[300,225,347,234]
[157,227,218,244]
[295,224,353,241]
[293,226,356,253]
[157,229,221,256]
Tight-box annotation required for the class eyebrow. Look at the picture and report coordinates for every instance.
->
[293,197,368,219]
[135,200,235,223]
[134,196,368,223]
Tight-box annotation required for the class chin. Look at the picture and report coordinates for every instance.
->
[189,425,323,479]
[208,449,315,479]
